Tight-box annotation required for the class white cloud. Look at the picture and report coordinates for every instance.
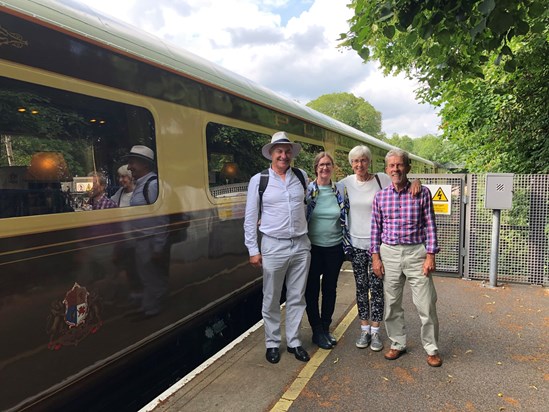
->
[81,0,440,138]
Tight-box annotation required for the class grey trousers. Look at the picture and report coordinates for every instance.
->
[381,243,439,355]
[261,234,311,348]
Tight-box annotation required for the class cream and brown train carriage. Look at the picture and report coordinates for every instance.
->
[0,0,438,410]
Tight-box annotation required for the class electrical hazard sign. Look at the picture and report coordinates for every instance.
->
[432,187,448,202]
[425,184,452,215]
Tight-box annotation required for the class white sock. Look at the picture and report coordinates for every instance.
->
[360,325,371,333]
[371,326,380,334]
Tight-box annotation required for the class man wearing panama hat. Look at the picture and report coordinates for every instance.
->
[244,131,311,364]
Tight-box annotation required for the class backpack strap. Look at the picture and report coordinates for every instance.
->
[258,167,307,217]
[258,169,270,217]
[143,175,158,205]
[374,173,382,190]
[291,167,307,191]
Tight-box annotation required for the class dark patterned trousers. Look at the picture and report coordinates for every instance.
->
[351,247,384,322]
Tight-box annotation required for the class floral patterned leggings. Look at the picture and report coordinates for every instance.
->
[351,247,384,322]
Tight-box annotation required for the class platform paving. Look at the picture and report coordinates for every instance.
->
[145,266,548,412]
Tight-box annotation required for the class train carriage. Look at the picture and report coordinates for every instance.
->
[0,0,439,410]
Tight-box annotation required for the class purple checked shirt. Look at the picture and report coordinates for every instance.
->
[370,181,439,254]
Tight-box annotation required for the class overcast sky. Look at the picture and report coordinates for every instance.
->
[79,0,440,138]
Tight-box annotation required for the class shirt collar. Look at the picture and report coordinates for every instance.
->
[390,179,411,193]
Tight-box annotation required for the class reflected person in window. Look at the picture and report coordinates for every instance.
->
[125,145,169,319]
[87,172,118,210]
[110,164,135,207]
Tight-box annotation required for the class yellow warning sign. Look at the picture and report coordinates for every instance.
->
[425,184,451,215]
[432,187,448,202]
[433,203,449,214]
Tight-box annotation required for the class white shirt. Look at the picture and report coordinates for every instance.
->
[111,188,133,207]
[244,167,308,256]
[339,173,391,250]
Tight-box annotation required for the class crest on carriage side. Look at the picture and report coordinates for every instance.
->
[46,283,102,350]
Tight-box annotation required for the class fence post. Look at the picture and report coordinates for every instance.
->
[488,209,501,288]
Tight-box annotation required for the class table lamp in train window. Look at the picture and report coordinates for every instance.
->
[25,152,72,182]
[220,162,239,184]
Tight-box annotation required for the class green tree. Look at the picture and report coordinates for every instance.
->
[306,92,382,138]
[341,0,548,173]
[412,134,450,164]
[383,133,414,153]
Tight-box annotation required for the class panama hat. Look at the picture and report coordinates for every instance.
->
[261,132,302,160]
[124,145,155,163]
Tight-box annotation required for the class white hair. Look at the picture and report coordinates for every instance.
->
[117,164,132,178]
[348,145,372,165]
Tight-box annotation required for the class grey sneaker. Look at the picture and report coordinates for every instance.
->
[370,332,384,351]
[355,331,371,348]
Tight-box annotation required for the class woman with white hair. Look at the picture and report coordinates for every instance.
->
[339,145,419,353]
[110,164,135,207]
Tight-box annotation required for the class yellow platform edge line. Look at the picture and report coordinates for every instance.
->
[269,304,357,412]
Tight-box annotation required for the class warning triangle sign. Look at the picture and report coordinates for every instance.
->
[432,187,448,202]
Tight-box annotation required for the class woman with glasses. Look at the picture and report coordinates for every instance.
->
[305,152,351,349]
[340,145,419,353]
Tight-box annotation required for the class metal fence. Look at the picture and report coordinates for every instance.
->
[411,173,548,286]
[409,174,465,277]
[465,174,548,286]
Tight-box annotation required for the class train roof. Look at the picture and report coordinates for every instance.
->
[2,0,436,166]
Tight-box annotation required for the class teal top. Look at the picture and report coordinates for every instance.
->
[307,185,342,247]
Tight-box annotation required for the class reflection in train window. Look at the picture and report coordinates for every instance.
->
[0,76,156,218]
[292,142,324,179]
[206,122,270,198]
[335,149,353,181]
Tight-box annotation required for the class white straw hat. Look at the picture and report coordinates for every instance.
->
[261,132,302,160]
[124,145,155,163]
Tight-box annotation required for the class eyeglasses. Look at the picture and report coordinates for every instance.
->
[351,159,369,164]
[318,162,333,168]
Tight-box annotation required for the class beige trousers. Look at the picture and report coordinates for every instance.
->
[380,243,439,355]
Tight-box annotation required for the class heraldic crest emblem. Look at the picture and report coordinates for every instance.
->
[46,283,102,350]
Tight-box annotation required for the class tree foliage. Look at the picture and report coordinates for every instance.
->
[383,133,414,153]
[341,0,548,173]
[306,92,382,138]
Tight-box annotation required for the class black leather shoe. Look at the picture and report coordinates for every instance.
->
[322,324,337,345]
[312,331,333,349]
[325,331,337,346]
[266,348,280,364]
[287,346,310,362]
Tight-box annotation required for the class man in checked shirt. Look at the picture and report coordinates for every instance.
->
[370,149,442,367]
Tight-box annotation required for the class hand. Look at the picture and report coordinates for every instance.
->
[423,254,436,277]
[410,179,422,197]
[371,253,384,278]
[249,254,262,268]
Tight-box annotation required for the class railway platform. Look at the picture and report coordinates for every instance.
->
[141,265,547,412]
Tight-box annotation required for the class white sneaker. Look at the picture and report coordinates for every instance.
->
[370,332,384,351]
[355,331,371,348]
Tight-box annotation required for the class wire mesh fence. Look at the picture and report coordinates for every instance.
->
[465,174,548,286]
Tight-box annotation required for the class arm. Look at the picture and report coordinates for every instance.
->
[370,193,384,278]
[244,175,261,266]
[410,179,422,197]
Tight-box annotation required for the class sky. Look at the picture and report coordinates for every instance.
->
[78,0,441,138]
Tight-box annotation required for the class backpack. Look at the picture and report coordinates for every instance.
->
[143,176,188,244]
[258,167,307,217]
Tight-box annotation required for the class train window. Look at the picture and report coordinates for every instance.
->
[0,76,156,218]
[292,142,324,178]
[206,122,270,198]
[334,150,353,181]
